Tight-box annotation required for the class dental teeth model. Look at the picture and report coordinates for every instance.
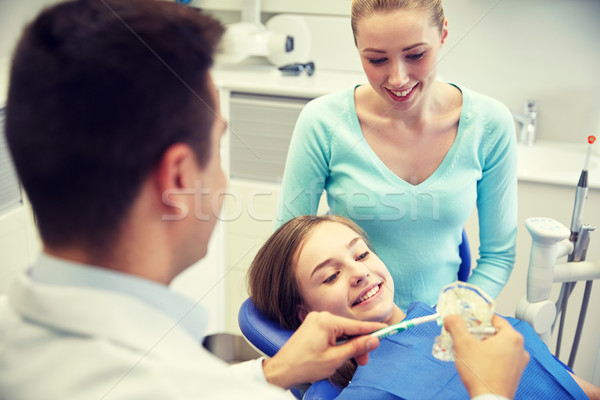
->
[432,282,496,361]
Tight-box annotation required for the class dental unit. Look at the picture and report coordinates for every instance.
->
[516,135,599,368]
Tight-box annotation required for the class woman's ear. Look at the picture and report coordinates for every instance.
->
[441,18,449,44]
[296,304,309,323]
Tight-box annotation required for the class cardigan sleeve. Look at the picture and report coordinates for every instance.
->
[467,100,518,298]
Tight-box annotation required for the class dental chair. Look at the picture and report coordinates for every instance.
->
[238,230,471,400]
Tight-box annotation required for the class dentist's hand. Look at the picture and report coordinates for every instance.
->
[263,311,385,389]
[444,314,530,399]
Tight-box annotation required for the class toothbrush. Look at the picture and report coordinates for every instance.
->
[336,313,497,344]
[368,313,442,340]
[369,314,497,340]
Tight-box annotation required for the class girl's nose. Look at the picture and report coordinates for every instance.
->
[351,269,370,287]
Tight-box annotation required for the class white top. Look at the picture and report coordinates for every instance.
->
[0,253,287,399]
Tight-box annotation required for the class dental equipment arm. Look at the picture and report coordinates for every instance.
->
[516,218,572,346]
[516,218,600,350]
[517,136,599,368]
[554,135,596,364]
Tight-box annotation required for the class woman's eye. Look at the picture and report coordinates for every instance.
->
[323,271,340,284]
[407,52,425,61]
[368,58,387,65]
[356,251,370,261]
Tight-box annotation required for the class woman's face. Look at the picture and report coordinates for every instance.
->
[356,8,447,111]
[295,222,398,324]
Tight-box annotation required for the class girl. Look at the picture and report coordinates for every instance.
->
[249,215,599,399]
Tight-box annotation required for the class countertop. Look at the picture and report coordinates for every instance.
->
[212,58,367,98]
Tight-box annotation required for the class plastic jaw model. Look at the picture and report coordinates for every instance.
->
[432,282,496,362]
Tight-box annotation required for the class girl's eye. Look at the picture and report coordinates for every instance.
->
[356,251,370,261]
[368,58,387,65]
[323,271,340,284]
[407,52,425,61]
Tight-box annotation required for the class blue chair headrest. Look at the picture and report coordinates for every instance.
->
[238,298,294,358]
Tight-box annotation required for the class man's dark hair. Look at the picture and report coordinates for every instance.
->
[5,0,224,253]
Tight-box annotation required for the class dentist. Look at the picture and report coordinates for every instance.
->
[0,1,383,398]
[0,0,525,399]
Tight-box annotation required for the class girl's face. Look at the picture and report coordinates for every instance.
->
[356,8,447,111]
[295,222,399,325]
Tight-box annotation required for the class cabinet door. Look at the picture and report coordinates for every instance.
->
[224,93,316,333]
[0,107,41,293]
[229,92,310,183]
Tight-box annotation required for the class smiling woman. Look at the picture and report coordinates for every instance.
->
[275,0,518,312]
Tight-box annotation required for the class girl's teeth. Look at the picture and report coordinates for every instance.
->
[356,285,380,304]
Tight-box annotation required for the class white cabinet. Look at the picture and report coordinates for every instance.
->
[221,91,311,333]
[0,106,41,293]
[169,221,225,335]
[222,179,282,333]
[213,66,365,333]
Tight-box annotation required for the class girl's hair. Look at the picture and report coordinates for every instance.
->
[247,215,371,331]
[351,0,445,42]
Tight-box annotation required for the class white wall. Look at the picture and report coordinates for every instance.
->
[0,0,60,61]
[202,0,600,145]
[6,0,596,142]
[440,0,600,145]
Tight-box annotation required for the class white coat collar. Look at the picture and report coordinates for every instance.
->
[10,260,207,354]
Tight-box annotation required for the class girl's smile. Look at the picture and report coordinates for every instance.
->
[294,221,405,325]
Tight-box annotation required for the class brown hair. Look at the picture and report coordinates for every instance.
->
[6,0,223,253]
[351,0,445,43]
[247,215,372,388]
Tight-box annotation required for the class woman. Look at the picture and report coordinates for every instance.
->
[276,0,517,311]
[249,215,598,399]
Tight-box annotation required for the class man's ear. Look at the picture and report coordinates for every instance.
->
[296,304,309,323]
[153,143,200,218]
[155,143,199,193]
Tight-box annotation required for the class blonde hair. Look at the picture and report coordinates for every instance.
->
[351,0,445,43]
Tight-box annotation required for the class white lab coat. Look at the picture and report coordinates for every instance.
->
[0,271,288,400]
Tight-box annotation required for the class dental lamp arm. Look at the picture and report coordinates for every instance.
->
[516,218,600,349]
[553,261,600,283]
[516,218,571,346]
[523,218,572,303]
